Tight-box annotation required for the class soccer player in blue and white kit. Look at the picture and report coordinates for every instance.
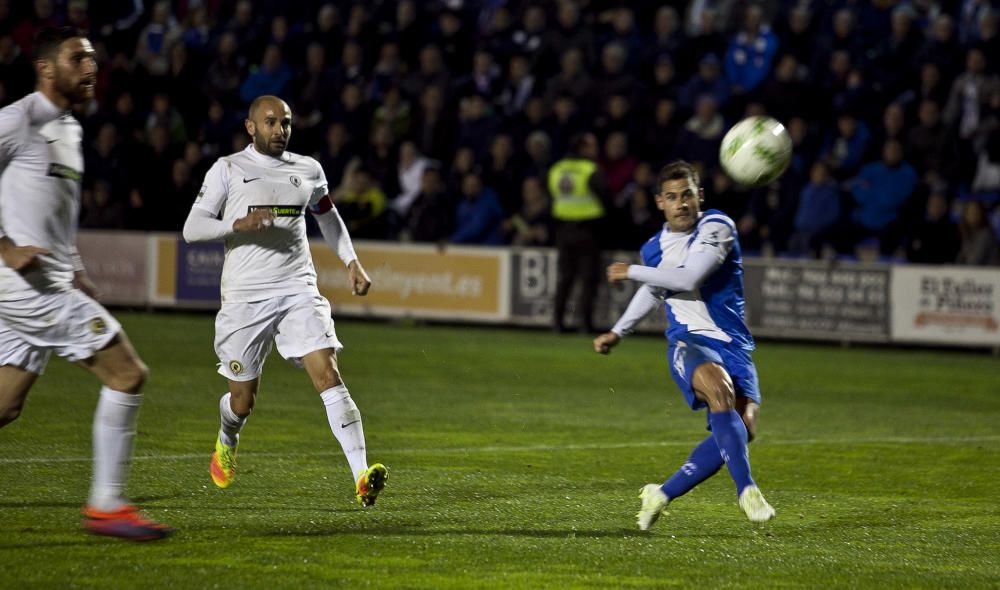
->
[593,160,775,528]
[0,28,172,540]
[182,95,387,507]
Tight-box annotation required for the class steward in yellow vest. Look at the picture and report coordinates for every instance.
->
[547,132,608,334]
[548,159,604,221]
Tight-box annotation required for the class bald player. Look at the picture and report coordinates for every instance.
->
[0,27,172,541]
[182,95,388,507]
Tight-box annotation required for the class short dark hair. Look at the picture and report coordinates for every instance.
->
[658,160,700,188]
[32,27,82,61]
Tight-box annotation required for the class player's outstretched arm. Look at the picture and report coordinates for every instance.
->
[596,284,663,354]
[610,220,734,291]
[608,250,722,292]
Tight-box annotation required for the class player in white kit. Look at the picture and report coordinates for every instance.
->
[182,95,387,507]
[0,28,172,541]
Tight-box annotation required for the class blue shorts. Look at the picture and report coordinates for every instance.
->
[666,333,761,411]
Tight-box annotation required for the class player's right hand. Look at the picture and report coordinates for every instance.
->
[593,331,621,355]
[233,208,276,232]
[1,245,51,273]
[606,262,630,283]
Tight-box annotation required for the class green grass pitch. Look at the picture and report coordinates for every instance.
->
[1,312,998,588]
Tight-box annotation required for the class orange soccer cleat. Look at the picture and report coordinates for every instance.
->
[82,504,174,541]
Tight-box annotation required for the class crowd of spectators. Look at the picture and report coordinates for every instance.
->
[2,0,998,264]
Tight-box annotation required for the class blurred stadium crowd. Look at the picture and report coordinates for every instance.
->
[1,0,998,263]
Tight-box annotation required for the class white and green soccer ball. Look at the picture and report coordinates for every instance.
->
[719,116,793,187]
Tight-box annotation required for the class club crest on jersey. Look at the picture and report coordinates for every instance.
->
[88,318,107,335]
[289,175,302,187]
[229,360,244,375]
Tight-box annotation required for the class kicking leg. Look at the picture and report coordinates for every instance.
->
[302,348,387,507]
[653,397,760,509]
[661,436,725,500]
[638,435,725,530]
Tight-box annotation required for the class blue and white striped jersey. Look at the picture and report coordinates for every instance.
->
[638,209,754,350]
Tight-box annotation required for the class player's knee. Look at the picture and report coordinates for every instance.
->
[704,380,736,412]
[0,402,23,427]
[107,359,148,393]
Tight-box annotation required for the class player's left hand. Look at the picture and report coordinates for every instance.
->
[593,331,621,354]
[606,262,631,283]
[73,271,100,298]
[348,260,371,296]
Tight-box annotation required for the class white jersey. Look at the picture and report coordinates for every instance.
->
[193,144,329,303]
[0,92,85,299]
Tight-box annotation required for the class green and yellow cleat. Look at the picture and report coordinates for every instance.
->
[209,435,237,489]
[738,485,776,523]
[636,484,670,531]
[355,463,388,507]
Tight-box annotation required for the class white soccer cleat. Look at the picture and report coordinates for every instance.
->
[636,484,670,531]
[738,485,775,523]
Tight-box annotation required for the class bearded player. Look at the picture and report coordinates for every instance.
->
[0,28,172,541]
[182,95,387,507]
[594,160,775,529]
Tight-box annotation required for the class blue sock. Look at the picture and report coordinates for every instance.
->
[660,435,724,500]
[708,410,755,495]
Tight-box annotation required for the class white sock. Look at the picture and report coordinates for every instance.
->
[88,386,143,511]
[219,392,248,447]
[320,384,368,480]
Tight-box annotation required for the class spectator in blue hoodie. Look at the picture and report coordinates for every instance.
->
[239,44,292,104]
[724,5,779,96]
[678,53,729,113]
[450,171,505,245]
[842,139,918,255]
[789,161,841,257]
[820,112,870,180]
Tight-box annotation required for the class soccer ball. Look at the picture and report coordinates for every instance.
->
[719,116,793,187]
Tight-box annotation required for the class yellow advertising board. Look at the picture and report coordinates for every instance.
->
[153,235,177,303]
[311,240,509,321]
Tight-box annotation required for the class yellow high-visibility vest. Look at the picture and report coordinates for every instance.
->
[547,158,604,221]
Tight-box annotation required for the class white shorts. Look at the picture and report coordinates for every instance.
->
[214,291,343,381]
[0,289,121,375]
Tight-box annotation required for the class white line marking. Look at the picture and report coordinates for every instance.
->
[0,435,997,465]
